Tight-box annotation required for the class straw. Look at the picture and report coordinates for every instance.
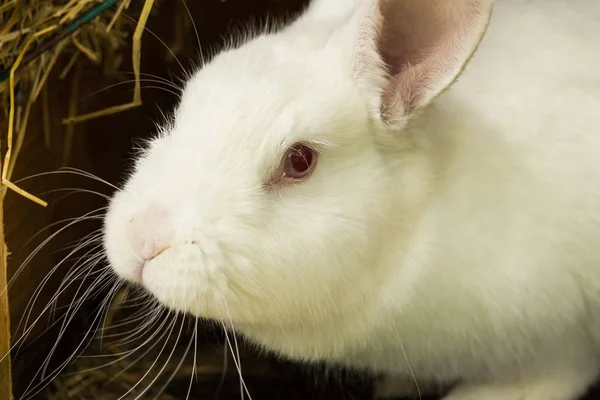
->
[0,0,151,206]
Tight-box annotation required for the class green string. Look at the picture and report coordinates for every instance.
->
[64,0,120,31]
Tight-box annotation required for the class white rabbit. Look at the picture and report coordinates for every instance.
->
[102,0,600,398]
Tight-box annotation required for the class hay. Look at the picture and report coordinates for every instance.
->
[0,1,152,398]
[0,206,12,400]
[0,0,153,206]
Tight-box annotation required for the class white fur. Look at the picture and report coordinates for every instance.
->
[103,0,600,399]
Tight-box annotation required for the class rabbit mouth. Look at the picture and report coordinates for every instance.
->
[137,242,233,317]
[139,246,170,283]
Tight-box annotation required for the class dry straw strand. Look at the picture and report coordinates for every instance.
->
[0,0,18,14]
[32,38,69,101]
[62,64,82,166]
[0,6,19,38]
[1,24,57,207]
[0,198,13,400]
[62,0,154,124]
[59,0,92,25]
[59,51,80,79]
[42,84,51,147]
[72,32,100,63]
[7,64,38,184]
[54,0,80,18]
[88,23,103,56]
[1,0,147,207]
[30,57,45,102]
[105,0,129,33]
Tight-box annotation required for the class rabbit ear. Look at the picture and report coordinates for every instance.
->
[351,0,493,128]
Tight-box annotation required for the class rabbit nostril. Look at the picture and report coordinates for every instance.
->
[126,203,171,261]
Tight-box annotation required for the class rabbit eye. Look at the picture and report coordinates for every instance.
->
[283,143,317,179]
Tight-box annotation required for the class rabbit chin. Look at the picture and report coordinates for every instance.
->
[139,244,235,321]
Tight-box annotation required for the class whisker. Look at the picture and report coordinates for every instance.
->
[220,308,253,400]
[213,339,229,400]
[7,270,107,362]
[9,264,108,375]
[61,167,122,192]
[119,10,187,74]
[386,308,421,400]
[37,187,111,201]
[14,229,107,342]
[150,317,195,400]
[96,277,128,350]
[95,304,160,336]
[49,244,108,320]
[11,206,106,263]
[117,85,182,98]
[54,230,103,256]
[19,276,120,400]
[108,307,170,347]
[115,312,179,399]
[78,79,182,103]
[180,0,201,58]
[38,263,116,379]
[186,317,199,400]
[13,168,119,192]
[70,304,169,376]
[111,70,181,88]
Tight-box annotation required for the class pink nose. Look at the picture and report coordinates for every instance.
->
[127,204,170,261]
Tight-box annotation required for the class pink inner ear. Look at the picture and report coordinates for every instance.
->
[376,0,491,120]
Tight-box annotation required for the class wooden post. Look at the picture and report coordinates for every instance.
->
[0,154,14,399]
